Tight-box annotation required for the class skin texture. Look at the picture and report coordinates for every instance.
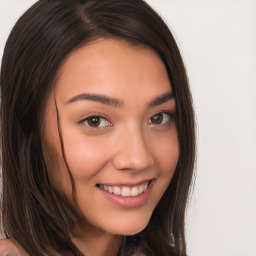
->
[42,39,179,256]
[0,239,28,256]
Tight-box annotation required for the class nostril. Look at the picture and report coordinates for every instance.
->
[112,130,154,171]
[112,149,154,171]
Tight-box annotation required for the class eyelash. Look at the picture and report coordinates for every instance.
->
[79,116,112,129]
[148,112,174,126]
[79,111,174,130]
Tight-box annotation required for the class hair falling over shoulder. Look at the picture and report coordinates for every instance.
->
[0,0,196,255]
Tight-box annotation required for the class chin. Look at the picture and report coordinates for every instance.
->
[121,224,148,236]
[108,214,151,236]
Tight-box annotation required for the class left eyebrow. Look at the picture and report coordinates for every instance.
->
[66,93,123,108]
[148,92,175,107]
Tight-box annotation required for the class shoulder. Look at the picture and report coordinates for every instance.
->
[0,239,22,256]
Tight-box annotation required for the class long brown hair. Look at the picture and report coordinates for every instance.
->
[0,0,196,255]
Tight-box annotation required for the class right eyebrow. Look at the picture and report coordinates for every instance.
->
[66,93,123,108]
[148,92,174,107]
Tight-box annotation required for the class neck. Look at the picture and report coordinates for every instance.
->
[72,224,123,256]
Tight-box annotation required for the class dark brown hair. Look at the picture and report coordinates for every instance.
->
[0,0,195,255]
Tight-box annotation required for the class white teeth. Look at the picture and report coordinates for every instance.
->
[108,186,113,193]
[100,182,150,197]
[113,186,121,196]
[138,185,144,194]
[121,187,130,197]
[131,186,139,197]
[143,183,148,192]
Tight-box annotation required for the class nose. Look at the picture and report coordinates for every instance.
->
[113,127,154,171]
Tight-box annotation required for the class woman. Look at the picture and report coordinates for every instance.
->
[0,0,196,255]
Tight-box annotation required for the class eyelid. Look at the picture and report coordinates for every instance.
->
[78,115,112,129]
[148,111,175,125]
[77,111,112,123]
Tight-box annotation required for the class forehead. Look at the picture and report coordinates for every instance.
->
[54,39,172,104]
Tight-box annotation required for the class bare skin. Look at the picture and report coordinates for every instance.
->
[0,239,27,256]
[1,39,178,256]
[43,39,179,256]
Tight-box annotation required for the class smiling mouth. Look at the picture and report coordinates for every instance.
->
[97,181,150,197]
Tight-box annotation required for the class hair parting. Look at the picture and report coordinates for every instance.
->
[0,0,196,255]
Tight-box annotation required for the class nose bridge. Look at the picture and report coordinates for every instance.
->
[113,124,154,171]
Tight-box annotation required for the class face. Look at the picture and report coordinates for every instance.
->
[43,39,179,237]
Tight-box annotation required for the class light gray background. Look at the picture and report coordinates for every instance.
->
[1,1,256,256]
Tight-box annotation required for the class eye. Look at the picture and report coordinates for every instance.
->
[149,112,173,125]
[82,116,111,128]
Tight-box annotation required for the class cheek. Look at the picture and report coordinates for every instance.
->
[42,136,74,199]
[149,129,179,199]
[63,132,111,179]
[152,129,179,175]
[42,99,74,199]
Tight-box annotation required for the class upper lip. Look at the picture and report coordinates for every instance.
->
[97,179,153,187]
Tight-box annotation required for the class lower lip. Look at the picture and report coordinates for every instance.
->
[98,180,154,209]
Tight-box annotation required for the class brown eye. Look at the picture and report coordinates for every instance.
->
[149,112,172,125]
[84,116,110,128]
[151,113,163,124]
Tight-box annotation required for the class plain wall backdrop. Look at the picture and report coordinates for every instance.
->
[0,1,256,256]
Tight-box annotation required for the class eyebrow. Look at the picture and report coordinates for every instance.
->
[66,92,174,108]
[148,92,174,107]
[67,93,123,107]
